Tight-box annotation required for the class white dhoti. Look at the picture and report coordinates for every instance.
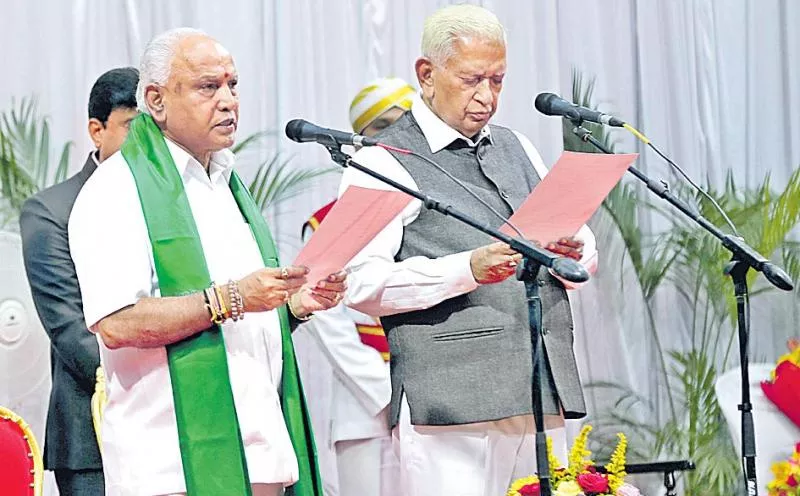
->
[336,434,399,495]
[393,396,567,496]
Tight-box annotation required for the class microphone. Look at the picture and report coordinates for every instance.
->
[551,257,590,284]
[534,92,625,127]
[285,119,378,147]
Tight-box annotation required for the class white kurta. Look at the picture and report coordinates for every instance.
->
[69,139,298,496]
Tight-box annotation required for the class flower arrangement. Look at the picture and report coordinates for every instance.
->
[507,425,641,496]
[762,339,800,429]
[767,442,800,495]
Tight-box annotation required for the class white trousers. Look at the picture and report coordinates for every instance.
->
[393,397,567,496]
[335,435,400,496]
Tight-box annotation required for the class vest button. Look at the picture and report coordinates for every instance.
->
[537,279,545,287]
[541,327,549,336]
[500,190,510,199]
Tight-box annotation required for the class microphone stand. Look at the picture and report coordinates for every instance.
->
[570,119,794,496]
[324,144,590,496]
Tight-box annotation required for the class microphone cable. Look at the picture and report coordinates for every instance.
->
[622,123,740,237]
[377,143,528,241]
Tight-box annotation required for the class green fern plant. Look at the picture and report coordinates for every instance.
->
[0,97,72,228]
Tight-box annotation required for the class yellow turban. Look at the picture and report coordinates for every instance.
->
[349,77,415,133]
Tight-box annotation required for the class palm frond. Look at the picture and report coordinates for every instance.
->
[246,152,337,214]
[231,130,275,155]
[0,96,74,228]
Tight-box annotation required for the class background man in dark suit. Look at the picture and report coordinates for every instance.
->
[19,67,139,496]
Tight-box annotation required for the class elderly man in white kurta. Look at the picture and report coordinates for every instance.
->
[339,5,597,496]
[69,28,345,496]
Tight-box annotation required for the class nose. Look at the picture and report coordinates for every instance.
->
[217,84,238,112]
[473,79,493,107]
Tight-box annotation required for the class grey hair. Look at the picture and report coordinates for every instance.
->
[421,4,506,66]
[136,27,208,114]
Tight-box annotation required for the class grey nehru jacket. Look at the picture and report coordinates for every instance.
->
[370,110,587,428]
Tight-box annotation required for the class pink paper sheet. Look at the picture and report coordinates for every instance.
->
[500,151,638,243]
[294,185,413,285]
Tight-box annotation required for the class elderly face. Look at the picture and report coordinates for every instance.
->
[416,37,506,138]
[147,35,239,164]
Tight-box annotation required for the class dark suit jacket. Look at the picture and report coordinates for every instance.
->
[19,153,102,471]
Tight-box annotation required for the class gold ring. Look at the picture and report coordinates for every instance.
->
[281,267,290,279]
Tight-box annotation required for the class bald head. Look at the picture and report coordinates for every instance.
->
[138,28,239,168]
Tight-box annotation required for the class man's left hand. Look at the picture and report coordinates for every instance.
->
[289,270,348,318]
[545,237,584,261]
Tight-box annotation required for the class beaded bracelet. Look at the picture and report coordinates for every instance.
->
[228,279,244,322]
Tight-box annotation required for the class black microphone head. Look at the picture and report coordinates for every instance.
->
[762,263,794,291]
[534,92,581,121]
[285,119,310,143]
[551,257,590,284]
[534,92,560,116]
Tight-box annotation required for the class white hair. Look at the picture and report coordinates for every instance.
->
[136,27,208,114]
[421,4,506,66]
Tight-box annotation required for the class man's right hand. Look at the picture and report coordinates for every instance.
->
[470,242,523,284]
[238,266,309,312]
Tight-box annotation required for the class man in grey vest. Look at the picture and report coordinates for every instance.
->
[338,5,598,495]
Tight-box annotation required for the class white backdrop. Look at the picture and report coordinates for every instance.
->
[1,0,799,493]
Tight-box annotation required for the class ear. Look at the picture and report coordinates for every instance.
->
[87,118,104,149]
[415,57,435,100]
[144,84,167,123]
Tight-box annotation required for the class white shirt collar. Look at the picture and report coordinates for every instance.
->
[164,137,236,183]
[410,93,493,153]
[91,150,101,166]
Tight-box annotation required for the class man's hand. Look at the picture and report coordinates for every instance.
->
[470,242,522,284]
[238,266,309,312]
[545,237,584,261]
[289,271,348,318]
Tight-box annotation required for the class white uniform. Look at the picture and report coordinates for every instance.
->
[293,206,399,496]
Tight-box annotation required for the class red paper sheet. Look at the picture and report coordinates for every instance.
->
[500,151,638,243]
[294,185,413,284]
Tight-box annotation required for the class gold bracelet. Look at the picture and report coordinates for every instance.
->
[287,295,312,321]
[204,287,223,325]
[206,286,225,325]
[214,283,229,320]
